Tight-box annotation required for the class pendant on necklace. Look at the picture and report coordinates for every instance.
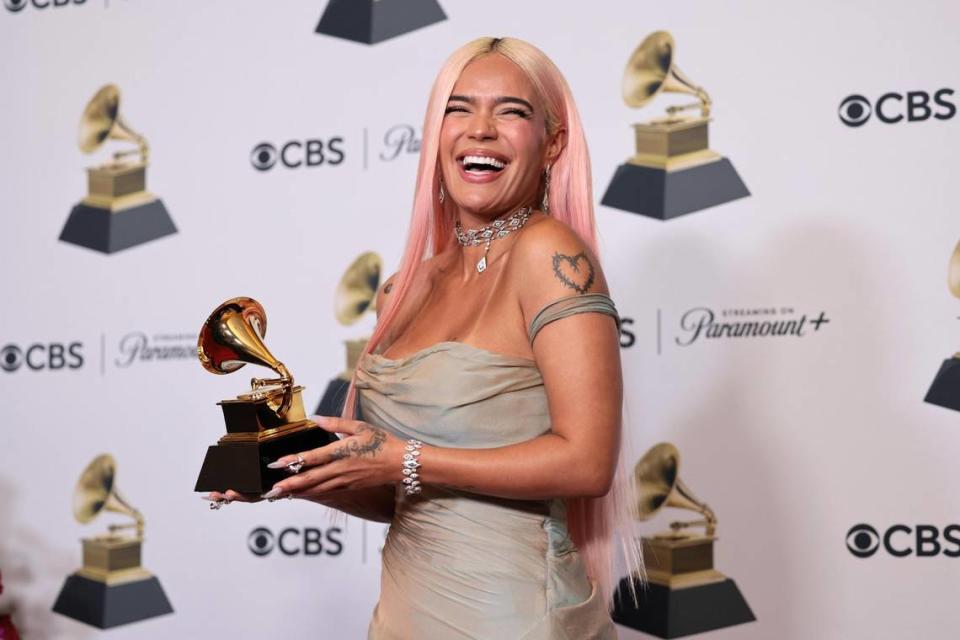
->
[477,255,487,273]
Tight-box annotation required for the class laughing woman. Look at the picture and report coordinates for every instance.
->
[210,36,640,639]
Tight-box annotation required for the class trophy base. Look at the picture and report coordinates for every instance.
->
[59,199,177,254]
[315,0,446,44]
[195,424,338,493]
[316,377,351,417]
[924,357,960,412]
[52,573,172,629]
[601,157,749,221]
[613,575,755,638]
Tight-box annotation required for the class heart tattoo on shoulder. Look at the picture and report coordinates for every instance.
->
[551,251,595,294]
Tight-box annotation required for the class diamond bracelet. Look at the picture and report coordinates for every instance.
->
[401,439,423,496]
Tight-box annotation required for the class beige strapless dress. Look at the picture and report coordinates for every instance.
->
[355,294,620,640]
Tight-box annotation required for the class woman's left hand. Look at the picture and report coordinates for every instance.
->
[263,417,405,500]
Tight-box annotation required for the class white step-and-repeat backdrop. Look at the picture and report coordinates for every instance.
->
[2,1,959,638]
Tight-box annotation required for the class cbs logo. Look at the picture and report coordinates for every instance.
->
[1,342,83,372]
[4,0,86,12]
[846,523,960,558]
[838,89,956,127]
[250,138,345,171]
[247,526,344,557]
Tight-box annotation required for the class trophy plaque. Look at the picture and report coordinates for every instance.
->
[925,240,960,412]
[59,84,177,254]
[317,252,381,416]
[601,31,749,221]
[196,297,338,494]
[613,443,754,638]
[52,455,173,629]
[315,0,446,45]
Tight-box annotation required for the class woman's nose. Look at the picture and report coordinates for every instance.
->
[467,112,497,141]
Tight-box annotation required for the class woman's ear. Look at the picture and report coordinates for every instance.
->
[544,127,567,166]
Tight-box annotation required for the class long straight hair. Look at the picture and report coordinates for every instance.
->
[342,36,641,605]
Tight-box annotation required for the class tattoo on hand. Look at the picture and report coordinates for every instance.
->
[330,424,387,460]
[551,251,595,294]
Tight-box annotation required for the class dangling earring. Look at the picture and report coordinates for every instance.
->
[438,179,446,204]
[541,165,551,214]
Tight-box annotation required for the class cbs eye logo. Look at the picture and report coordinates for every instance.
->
[4,0,87,12]
[250,138,345,171]
[846,524,880,557]
[838,89,956,127]
[248,527,275,557]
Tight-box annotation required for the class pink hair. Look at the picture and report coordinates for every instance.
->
[342,37,641,605]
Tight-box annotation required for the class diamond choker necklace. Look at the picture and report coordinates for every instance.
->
[454,206,532,273]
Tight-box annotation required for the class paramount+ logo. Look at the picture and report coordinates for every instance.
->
[247,526,344,557]
[846,523,960,558]
[1,342,83,372]
[4,0,86,12]
[250,137,345,172]
[838,89,956,127]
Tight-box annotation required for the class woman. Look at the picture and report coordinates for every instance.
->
[209,36,640,639]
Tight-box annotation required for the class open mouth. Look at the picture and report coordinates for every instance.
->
[458,152,508,176]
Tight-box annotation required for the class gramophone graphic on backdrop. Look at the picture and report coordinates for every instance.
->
[924,240,960,412]
[602,31,749,221]
[614,443,754,638]
[316,251,382,417]
[52,454,172,629]
[315,0,446,45]
[59,84,177,254]
[195,298,338,494]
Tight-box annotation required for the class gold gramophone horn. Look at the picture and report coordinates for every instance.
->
[78,84,149,164]
[335,252,382,325]
[622,31,712,119]
[948,240,960,299]
[634,442,717,536]
[198,297,293,416]
[73,454,144,539]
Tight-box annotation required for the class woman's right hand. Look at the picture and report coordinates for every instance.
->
[203,490,262,508]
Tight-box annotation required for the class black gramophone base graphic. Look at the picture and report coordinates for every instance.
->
[602,158,749,221]
[316,0,446,45]
[53,571,172,630]
[613,575,755,639]
[924,357,960,412]
[60,199,176,255]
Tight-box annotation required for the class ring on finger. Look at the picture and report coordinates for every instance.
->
[286,454,306,474]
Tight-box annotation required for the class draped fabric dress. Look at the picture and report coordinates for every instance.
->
[356,293,621,640]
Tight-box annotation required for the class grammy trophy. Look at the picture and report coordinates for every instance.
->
[52,455,172,629]
[195,297,337,493]
[601,31,749,221]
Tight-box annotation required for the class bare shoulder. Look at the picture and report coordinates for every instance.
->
[374,272,398,320]
[509,214,609,319]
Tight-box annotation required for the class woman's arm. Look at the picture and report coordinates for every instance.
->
[267,220,622,501]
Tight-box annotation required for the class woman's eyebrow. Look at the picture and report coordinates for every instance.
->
[447,95,535,112]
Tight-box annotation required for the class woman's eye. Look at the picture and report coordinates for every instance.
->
[501,108,531,119]
[444,106,469,115]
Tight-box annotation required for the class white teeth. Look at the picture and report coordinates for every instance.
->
[461,155,505,170]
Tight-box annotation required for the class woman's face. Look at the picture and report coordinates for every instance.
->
[439,53,563,221]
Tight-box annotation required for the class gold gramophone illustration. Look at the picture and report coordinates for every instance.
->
[316,0,446,45]
[613,443,754,638]
[316,252,382,416]
[601,31,749,221]
[924,240,960,412]
[195,297,336,493]
[52,454,172,629]
[59,83,177,254]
